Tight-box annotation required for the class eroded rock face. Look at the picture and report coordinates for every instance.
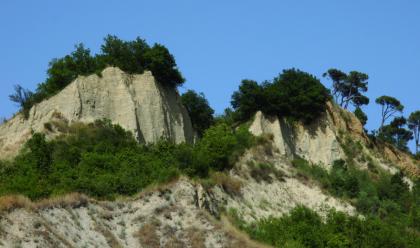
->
[0,67,195,159]
[249,105,345,168]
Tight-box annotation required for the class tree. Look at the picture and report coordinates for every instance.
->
[408,111,420,154]
[181,90,215,137]
[231,69,330,124]
[231,80,264,122]
[323,69,369,109]
[11,35,185,115]
[100,35,149,73]
[25,133,52,174]
[9,84,34,118]
[143,44,185,88]
[268,69,330,123]
[354,107,368,127]
[322,68,347,103]
[379,117,413,151]
[375,96,404,128]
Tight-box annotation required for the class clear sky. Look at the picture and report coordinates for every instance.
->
[1,0,419,151]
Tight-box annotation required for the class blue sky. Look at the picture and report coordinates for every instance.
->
[0,0,419,151]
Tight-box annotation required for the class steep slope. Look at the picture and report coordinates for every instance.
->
[0,67,195,159]
[0,180,269,248]
[0,92,418,247]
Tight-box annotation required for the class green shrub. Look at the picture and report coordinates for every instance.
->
[0,120,254,200]
[234,206,420,248]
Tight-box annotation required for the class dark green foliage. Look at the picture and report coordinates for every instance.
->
[194,123,254,174]
[36,44,98,101]
[231,69,330,124]
[323,69,369,109]
[288,158,420,247]
[181,90,215,136]
[231,80,264,122]
[235,205,420,248]
[8,85,34,118]
[268,69,331,123]
[142,44,184,88]
[354,107,368,127]
[11,36,184,118]
[375,95,404,128]
[378,117,413,151]
[0,120,254,199]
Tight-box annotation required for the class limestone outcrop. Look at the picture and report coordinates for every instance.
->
[249,103,345,168]
[0,67,195,159]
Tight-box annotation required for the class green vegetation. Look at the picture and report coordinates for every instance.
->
[375,95,404,128]
[378,117,413,152]
[9,35,184,118]
[0,120,254,200]
[230,205,420,248]
[181,90,215,136]
[285,158,420,247]
[323,69,369,109]
[231,69,330,124]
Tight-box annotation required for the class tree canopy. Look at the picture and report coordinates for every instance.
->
[181,90,215,137]
[230,80,264,122]
[231,69,330,124]
[11,35,184,118]
[378,117,413,152]
[375,95,404,128]
[323,69,369,109]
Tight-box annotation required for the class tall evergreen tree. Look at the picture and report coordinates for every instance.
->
[375,95,404,129]
[408,111,420,154]
[323,69,369,109]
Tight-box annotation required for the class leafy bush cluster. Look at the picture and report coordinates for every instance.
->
[0,120,254,200]
[231,69,330,124]
[11,35,184,117]
[289,158,420,247]
[232,205,420,248]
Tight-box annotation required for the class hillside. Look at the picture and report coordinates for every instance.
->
[0,36,419,247]
[0,95,419,247]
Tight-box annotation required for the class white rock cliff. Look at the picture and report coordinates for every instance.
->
[0,67,195,159]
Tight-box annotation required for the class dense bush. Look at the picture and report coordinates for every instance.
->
[378,117,413,152]
[231,69,330,124]
[0,120,253,200]
[181,90,215,136]
[232,205,420,248]
[13,35,184,117]
[288,158,420,247]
